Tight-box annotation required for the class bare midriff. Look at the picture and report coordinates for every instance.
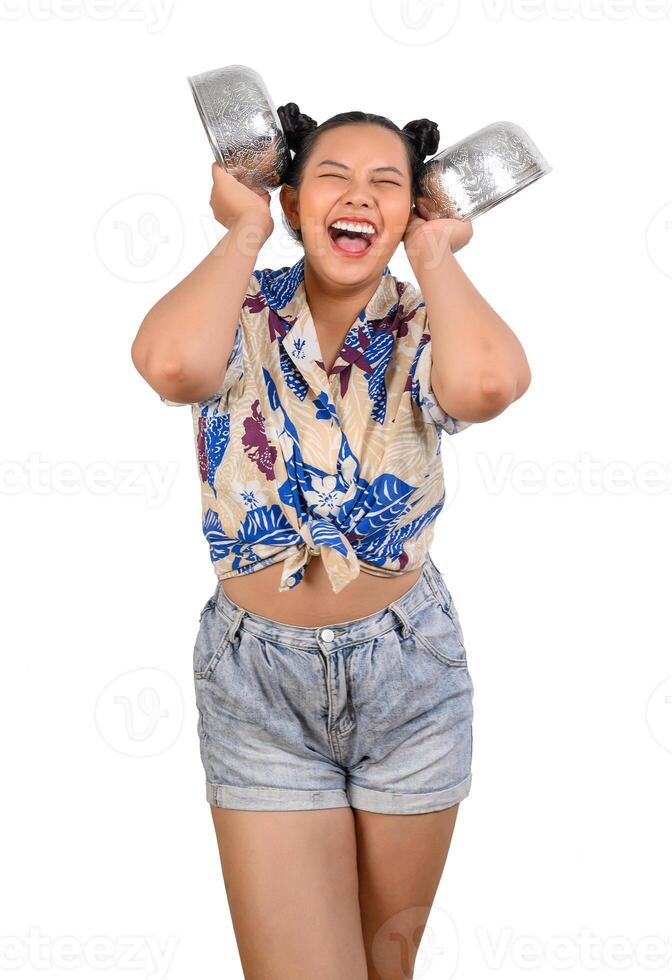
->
[218,555,424,628]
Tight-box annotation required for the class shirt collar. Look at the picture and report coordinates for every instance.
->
[265,256,396,395]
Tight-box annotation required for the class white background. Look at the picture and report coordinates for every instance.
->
[2,0,671,977]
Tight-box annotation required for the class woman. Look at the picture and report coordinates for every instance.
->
[131,103,531,979]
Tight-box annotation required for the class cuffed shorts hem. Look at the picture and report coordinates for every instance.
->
[206,781,350,811]
[206,772,472,814]
[347,772,472,814]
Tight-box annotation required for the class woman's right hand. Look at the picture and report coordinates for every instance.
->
[209,163,274,237]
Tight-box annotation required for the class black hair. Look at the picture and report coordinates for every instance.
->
[275,104,440,246]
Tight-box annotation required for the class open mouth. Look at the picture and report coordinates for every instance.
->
[327,223,378,257]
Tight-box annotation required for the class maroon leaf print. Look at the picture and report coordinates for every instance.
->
[243,289,267,315]
[268,307,297,343]
[241,399,277,480]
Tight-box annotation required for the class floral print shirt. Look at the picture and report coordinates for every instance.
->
[161,255,473,593]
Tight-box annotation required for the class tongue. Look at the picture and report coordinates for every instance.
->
[334,233,369,254]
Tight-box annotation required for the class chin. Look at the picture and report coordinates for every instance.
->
[306,236,393,281]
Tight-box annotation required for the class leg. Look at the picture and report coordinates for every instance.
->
[353,803,461,980]
[210,804,369,980]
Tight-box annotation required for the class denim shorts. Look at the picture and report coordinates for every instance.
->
[192,554,474,814]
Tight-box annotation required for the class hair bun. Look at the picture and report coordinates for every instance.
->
[277,102,318,153]
[402,118,440,160]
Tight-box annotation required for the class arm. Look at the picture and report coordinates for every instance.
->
[131,166,273,404]
[406,217,532,423]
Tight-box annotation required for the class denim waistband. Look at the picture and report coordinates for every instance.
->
[212,554,451,652]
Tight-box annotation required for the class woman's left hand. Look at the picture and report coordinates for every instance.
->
[403,198,473,261]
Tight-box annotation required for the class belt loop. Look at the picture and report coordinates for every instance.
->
[227,606,245,644]
[388,600,412,639]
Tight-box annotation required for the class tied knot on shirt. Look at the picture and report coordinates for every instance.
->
[298,517,350,559]
[279,516,361,593]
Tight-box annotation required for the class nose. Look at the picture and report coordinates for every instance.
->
[340,177,375,209]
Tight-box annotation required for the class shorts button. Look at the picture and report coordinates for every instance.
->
[320,628,335,642]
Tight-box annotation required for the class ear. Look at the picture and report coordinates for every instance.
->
[279,184,300,231]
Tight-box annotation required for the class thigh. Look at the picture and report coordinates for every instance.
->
[353,803,461,980]
[210,804,369,980]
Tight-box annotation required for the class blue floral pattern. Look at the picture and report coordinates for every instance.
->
[161,256,473,592]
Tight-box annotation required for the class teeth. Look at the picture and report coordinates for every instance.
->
[330,220,377,236]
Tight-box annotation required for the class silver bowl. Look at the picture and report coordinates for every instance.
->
[416,121,552,221]
[187,63,290,191]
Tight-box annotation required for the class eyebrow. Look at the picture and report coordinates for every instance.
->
[315,159,405,177]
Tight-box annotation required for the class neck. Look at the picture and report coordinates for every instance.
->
[303,258,384,336]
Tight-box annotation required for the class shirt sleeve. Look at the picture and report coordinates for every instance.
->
[159,320,244,408]
[411,325,473,436]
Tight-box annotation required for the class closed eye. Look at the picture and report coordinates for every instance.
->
[318,174,402,187]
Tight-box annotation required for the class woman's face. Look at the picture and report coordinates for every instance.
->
[280,124,414,282]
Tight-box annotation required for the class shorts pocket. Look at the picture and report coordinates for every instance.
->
[405,596,468,669]
[445,595,466,650]
[193,602,233,681]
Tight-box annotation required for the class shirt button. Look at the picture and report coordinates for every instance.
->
[286,575,296,587]
[320,628,335,642]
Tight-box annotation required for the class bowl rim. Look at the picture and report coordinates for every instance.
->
[187,76,225,165]
[456,164,553,220]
